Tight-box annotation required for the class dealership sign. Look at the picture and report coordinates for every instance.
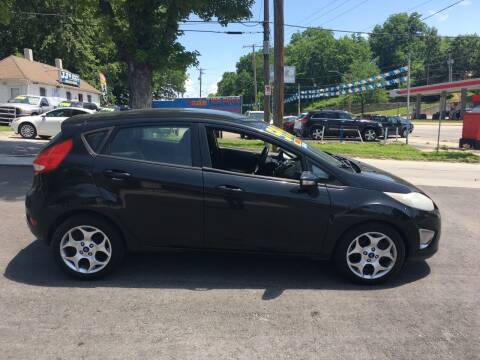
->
[58,70,80,87]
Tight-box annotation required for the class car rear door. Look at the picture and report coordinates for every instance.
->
[92,122,205,249]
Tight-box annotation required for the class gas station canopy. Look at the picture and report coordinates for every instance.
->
[390,78,480,97]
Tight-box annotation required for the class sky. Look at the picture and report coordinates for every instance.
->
[178,0,478,98]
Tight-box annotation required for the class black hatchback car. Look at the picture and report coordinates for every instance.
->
[26,109,440,284]
[295,110,384,141]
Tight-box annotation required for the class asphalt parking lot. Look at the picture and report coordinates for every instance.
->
[0,166,478,359]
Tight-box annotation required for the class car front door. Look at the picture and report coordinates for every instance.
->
[93,122,204,249]
[201,125,331,254]
[39,108,70,136]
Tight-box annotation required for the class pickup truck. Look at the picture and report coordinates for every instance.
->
[0,95,57,125]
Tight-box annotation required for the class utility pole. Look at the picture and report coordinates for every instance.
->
[263,0,270,123]
[273,0,284,127]
[447,53,454,82]
[347,72,352,113]
[406,54,411,121]
[243,44,258,110]
[297,83,301,115]
[198,68,205,97]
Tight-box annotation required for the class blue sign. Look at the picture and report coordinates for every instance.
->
[152,96,242,114]
[59,70,80,87]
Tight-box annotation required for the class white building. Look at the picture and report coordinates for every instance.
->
[0,48,101,105]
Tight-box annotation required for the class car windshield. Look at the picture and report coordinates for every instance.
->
[8,95,40,105]
[256,124,345,168]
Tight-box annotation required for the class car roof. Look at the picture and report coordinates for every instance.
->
[62,108,257,133]
[52,106,93,111]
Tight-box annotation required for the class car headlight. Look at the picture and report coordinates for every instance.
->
[384,191,434,212]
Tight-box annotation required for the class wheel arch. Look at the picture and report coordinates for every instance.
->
[329,219,411,260]
[47,209,130,250]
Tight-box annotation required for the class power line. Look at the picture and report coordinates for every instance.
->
[304,0,352,26]
[179,29,262,34]
[421,0,466,21]
[320,0,370,26]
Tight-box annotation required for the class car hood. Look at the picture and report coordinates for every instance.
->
[346,159,421,194]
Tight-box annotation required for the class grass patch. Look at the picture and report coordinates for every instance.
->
[308,142,479,163]
[0,125,12,132]
[217,138,479,163]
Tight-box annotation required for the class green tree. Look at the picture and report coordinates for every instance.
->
[447,35,480,79]
[96,0,254,108]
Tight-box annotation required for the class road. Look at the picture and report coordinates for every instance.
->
[407,124,463,150]
[0,166,478,359]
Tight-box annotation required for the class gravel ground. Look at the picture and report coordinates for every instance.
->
[0,166,478,359]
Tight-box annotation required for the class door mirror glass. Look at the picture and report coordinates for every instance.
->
[300,171,318,189]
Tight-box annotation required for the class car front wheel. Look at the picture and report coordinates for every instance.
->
[334,223,405,284]
[362,128,378,141]
[19,123,37,139]
[51,215,125,279]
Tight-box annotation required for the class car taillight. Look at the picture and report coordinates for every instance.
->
[33,138,73,174]
[300,116,309,123]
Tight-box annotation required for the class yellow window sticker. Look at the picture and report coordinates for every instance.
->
[265,125,303,146]
[15,96,26,100]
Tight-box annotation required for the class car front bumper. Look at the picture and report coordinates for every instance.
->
[406,207,441,260]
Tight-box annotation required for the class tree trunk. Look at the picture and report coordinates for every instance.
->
[128,62,153,109]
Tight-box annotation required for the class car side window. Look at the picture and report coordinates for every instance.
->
[40,98,49,107]
[70,109,87,116]
[205,127,303,181]
[106,125,192,166]
[46,109,64,117]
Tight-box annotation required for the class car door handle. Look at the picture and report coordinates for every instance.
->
[215,185,244,192]
[103,169,132,180]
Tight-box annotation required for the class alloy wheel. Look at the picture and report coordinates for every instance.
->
[20,124,35,138]
[311,128,323,140]
[60,225,112,274]
[346,232,397,280]
[363,129,377,141]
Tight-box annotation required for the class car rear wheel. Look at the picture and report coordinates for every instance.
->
[51,215,125,279]
[402,128,409,138]
[310,127,324,140]
[19,123,37,139]
[362,128,377,142]
[334,223,405,284]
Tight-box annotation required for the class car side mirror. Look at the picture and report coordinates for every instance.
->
[300,171,318,189]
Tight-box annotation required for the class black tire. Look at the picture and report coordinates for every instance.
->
[362,128,378,142]
[51,215,125,279]
[19,123,37,139]
[402,128,408,138]
[333,223,406,285]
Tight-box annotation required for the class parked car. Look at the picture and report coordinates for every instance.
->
[369,115,414,138]
[294,110,384,141]
[0,95,57,125]
[26,108,440,284]
[11,107,95,139]
[283,115,297,134]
